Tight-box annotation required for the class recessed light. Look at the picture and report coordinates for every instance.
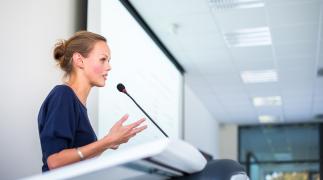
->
[241,69,278,83]
[253,96,282,106]
[259,115,278,123]
[209,0,265,10]
[224,27,272,47]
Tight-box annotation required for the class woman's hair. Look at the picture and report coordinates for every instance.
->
[53,31,107,77]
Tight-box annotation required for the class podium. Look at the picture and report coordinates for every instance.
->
[24,139,207,180]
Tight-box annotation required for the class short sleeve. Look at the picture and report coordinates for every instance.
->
[39,87,78,161]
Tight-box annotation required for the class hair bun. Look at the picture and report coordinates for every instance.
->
[53,40,66,62]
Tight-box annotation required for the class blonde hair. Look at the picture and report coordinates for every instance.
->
[53,31,106,77]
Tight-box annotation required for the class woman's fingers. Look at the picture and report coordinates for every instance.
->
[117,114,129,126]
[108,116,147,146]
[127,118,146,129]
[131,125,147,134]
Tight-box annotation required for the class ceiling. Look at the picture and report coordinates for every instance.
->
[128,0,323,124]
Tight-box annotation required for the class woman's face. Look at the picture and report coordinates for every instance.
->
[83,41,111,87]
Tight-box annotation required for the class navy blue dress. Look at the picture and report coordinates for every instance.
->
[38,85,97,172]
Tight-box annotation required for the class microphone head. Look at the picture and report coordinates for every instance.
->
[117,83,127,93]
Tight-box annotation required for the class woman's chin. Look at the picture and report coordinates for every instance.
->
[93,81,106,87]
[100,81,107,87]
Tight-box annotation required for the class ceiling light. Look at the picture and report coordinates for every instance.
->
[253,96,282,106]
[241,69,278,83]
[209,0,265,10]
[224,27,272,47]
[259,115,278,123]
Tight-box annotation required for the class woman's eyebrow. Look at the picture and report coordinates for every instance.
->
[100,54,109,58]
[100,54,111,61]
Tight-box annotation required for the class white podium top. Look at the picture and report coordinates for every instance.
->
[24,138,207,180]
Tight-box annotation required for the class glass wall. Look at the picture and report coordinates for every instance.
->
[239,124,320,180]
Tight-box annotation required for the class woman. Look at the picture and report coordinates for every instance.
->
[38,31,147,172]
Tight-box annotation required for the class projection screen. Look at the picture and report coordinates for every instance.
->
[88,0,183,152]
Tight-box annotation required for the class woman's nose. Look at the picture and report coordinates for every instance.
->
[106,62,112,71]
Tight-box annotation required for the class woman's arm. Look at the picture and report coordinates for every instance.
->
[47,139,109,169]
[47,114,147,170]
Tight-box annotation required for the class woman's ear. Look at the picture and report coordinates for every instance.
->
[72,52,85,69]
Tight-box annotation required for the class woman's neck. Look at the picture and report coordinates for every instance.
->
[66,75,91,107]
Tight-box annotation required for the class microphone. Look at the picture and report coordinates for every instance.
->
[117,83,169,138]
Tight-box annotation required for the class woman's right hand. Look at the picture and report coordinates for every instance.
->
[104,114,147,149]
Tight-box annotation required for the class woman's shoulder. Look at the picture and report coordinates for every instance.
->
[47,84,75,100]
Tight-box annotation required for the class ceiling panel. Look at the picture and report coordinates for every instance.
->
[199,93,230,115]
[198,61,236,74]
[268,1,321,27]
[212,8,267,32]
[155,32,186,53]
[266,0,321,5]
[224,104,255,113]
[245,83,281,97]
[274,41,317,58]
[185,76,213,93]
[211,84,246,96]
[224,100,254,108]
[284,106,312,121]
[255,106,283,114]
[283,97,312,106]
[283,104,312,114]
[283,107,311,118]
[314,83,323,99]
[207,77,245,96]
[315,78,323,89]
[319,55,323,67]
[230,46,273,61]
[217,94,251,107]
[277,56,316,70]
[177,32,225,51]
[313,94,323,103]
[132,0,210,17]
[205,73,242,85]
[280,77,314,89]
[313,100,323,115]
[279,69,314,82]
[236,57,275,71]
[228,112,257,122]
[271,23,319,43]
[179,43,231,62]
[284,98,309,113]
[319,41,323,66]
[165,13,218,34]
[134,13,218,39]
[281,88,313,99]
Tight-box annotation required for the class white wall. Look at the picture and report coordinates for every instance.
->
[184,84,219,158]
[0,0,91,179]
[218,124,238,160]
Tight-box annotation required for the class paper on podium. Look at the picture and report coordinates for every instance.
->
[24,138,207,180]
